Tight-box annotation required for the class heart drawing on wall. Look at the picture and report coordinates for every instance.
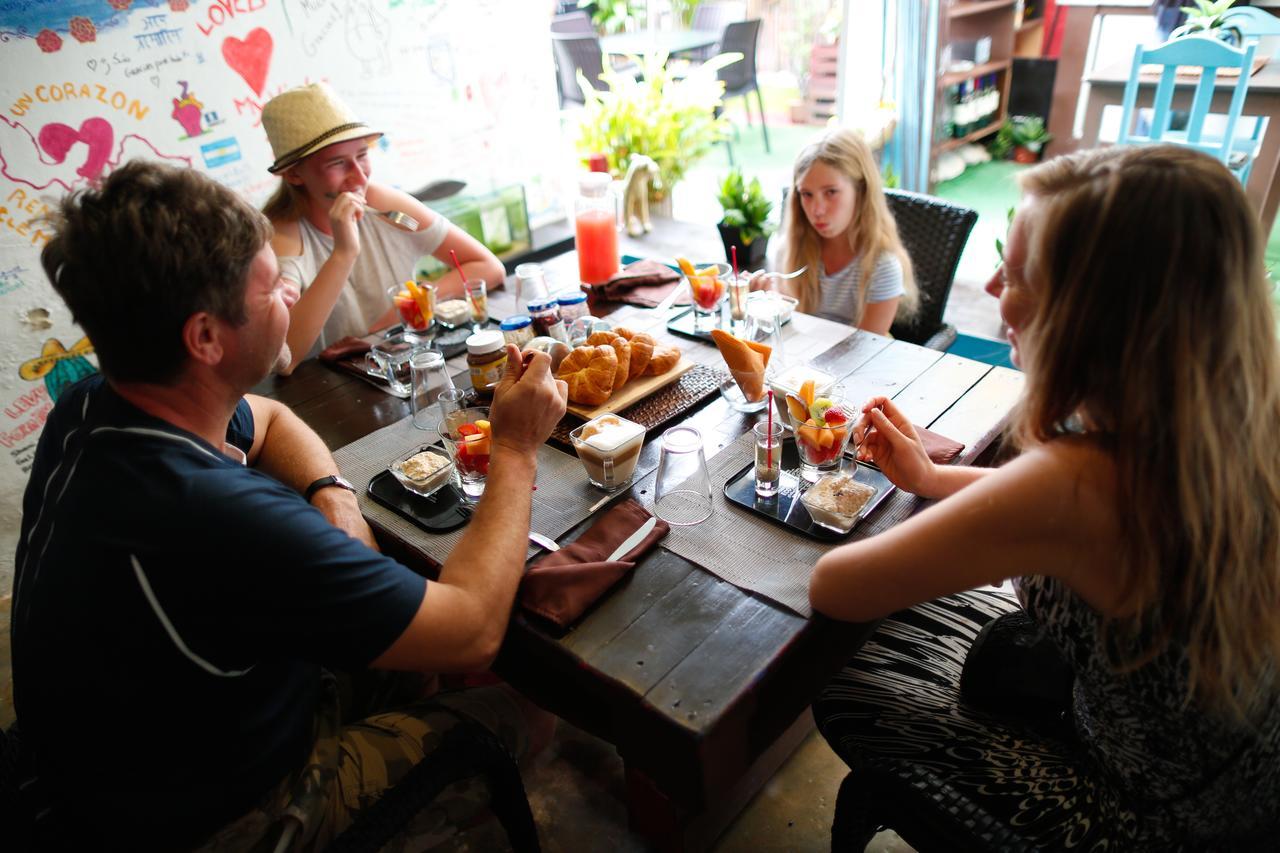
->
[38,117,114,181]
[222,28,273,96]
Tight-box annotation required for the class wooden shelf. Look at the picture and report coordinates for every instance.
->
[946,0,1018,19]
[940,59,1011,87]
[1016,18,1044,35]
[934,117,1004,155]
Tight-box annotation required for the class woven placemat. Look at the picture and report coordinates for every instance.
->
[634,429,922,617]
[333,416,614,564]
[550,363,726,446]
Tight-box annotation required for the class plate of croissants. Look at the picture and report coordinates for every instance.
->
[548,327,689,419]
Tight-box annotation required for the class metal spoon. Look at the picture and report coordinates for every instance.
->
[323,193,419,231]
[761,266,808,282]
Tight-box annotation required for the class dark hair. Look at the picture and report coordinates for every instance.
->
[41,160,272,384]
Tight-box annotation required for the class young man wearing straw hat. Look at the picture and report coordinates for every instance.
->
[13,160,566,850]
[261,82,504,373]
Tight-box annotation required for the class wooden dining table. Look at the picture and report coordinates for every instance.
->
[251,220,1025,851]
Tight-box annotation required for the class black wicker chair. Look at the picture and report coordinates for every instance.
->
[885,188,977,351]
[716,19,769,161]
[550,33,608,108]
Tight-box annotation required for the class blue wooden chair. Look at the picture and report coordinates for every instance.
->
[1117,35,1260,182]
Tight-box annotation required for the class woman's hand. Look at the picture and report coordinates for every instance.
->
[747,270,772,292]
[854,396,937,496]
[327,191,365,258]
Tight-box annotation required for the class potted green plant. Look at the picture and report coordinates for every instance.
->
[575,51,739,206]
[1170,0,1240,39]
[715,168,775,268]
[990,115,1052,163]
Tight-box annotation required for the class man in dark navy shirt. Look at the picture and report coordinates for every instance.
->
[12,160,567,849]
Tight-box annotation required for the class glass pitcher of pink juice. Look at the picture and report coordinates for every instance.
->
[575,171,619,286]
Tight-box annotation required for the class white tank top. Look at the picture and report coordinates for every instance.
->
[278,211,450,356]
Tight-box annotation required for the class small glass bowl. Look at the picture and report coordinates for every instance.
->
[433,298,473,330]
[800,472,875,533]
[389,446,455,498]
[746,291,799,325]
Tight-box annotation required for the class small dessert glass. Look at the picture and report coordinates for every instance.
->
[786,385,854,482]
[688,262,730,333]
[569,414,646,492]
[438,406,491,501]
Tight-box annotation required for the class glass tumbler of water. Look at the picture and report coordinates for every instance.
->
[410,350,451,431]
[753,421,783,498]
[653,426,713,526]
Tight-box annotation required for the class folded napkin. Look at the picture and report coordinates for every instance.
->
[710,330,771,401]
[594,259,684,307]
[521,499,669,629]
[318,336,373,363]
[917,425,965,464]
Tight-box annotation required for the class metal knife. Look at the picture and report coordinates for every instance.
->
[605,516,658,563]
[529,530,560,552]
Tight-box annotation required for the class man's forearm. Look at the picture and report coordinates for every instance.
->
[438,445,537,609]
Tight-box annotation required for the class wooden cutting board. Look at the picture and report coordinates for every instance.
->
[565,356,695,420]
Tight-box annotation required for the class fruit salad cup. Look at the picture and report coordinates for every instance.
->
[439,407,492,501]
[388,280,435,338]
[681,260,730,333]
[784,383,853,482]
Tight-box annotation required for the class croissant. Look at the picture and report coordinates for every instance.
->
[614,327,655,380]
[556,345,617,405]
[645,345,680,376]
[587,331,631,391]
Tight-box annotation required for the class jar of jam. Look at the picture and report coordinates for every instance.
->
[466,330,507,395]
[499,315,534,348]
[527,298,569,343]
[556,290,591,324]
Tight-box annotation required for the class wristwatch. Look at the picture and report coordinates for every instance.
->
[304,474,356,503]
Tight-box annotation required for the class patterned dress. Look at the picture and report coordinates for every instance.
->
[814,582,1280,849]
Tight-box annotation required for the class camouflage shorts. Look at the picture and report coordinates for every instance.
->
[196,671,530,852]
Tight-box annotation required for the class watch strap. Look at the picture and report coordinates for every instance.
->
[305,474,356,503]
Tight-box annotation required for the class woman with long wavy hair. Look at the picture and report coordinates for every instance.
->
[809,144,1280,847]
[756,127,916,335]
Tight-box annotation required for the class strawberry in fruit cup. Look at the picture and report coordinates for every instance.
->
[452,419,492,476]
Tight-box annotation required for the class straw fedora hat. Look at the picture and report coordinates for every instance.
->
[262,83,382,174]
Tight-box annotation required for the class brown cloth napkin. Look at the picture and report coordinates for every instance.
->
[917,425,965,464]
[521,498,669,629]
[318,336,372,363]
[593,259,686,308]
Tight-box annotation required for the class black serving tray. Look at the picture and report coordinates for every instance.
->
[722,439,895,542]
[665,305,726,342]
[367,468,470,534]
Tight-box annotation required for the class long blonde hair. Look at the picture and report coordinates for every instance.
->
[782,127,916,320]
[1016,145,1280,720]
[261,177,308,223]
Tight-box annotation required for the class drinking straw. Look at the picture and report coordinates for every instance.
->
[731,245,739,281]
[452,249,481,315]
[766,389,774,469]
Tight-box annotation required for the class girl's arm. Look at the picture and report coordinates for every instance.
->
[366,183,505,301]
[858,297,898,335]
[809,441,1114,622]
[271,198,364,375]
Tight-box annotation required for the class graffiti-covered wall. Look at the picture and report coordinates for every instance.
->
[0,0,563,591]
